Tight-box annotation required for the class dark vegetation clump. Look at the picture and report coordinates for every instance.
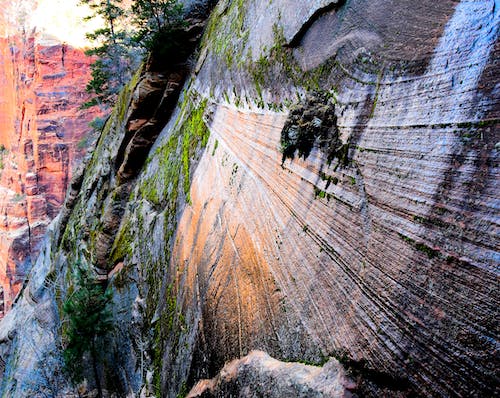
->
[281,92,346,165]
[62,265,113,398]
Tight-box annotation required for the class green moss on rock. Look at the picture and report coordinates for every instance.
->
[133,90,210,396]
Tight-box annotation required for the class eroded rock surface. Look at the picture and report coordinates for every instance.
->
[187,350,357,398]
[0,0,498,397]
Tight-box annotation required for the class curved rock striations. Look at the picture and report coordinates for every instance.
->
[173,0,499,396]
[0,0,497,397]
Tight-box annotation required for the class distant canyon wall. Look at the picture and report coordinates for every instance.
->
[0,2,98,316]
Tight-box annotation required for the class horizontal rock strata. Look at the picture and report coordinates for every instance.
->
[0,23,98,315]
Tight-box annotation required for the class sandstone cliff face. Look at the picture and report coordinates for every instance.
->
[0,0,498,397]
[0,11,98,315]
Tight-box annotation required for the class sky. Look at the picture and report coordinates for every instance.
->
[0,0,103,48]
[33,0,103,47]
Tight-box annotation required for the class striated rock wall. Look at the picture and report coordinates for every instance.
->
[0,18,99,314]
[169,1,499,395]
[0,0,498,397]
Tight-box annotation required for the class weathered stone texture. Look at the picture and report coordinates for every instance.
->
[0,24,98,315]
[187,350,357,397]
[177,0,500,396]
[0,0,498,397]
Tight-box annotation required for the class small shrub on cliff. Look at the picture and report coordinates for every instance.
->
[62,265,112,398]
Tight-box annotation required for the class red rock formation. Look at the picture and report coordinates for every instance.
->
[0,32,99,316]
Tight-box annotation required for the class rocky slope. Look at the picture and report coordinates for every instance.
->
[0,1,99,316]
[0,0,498,397]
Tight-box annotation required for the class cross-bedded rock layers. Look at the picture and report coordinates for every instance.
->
[0,0,497,397]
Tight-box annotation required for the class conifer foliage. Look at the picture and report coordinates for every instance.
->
[80,0,185,107]
[131,0,185,52]
[62,266,113,398]
[80,0,133,107]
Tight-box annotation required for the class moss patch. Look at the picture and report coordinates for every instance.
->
[135,91,210,396]
[399,233,441,259]
[109,219,133,265]
[248,24,338,96]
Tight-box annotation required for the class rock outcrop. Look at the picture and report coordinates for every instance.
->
[187,350,357,398]
[0,0,498,397]
[0,1,99,315]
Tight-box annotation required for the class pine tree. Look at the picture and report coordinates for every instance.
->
[130,0,186,61]
[79,0,133,107]
[63,266,113,398]
[79,0,186,107]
